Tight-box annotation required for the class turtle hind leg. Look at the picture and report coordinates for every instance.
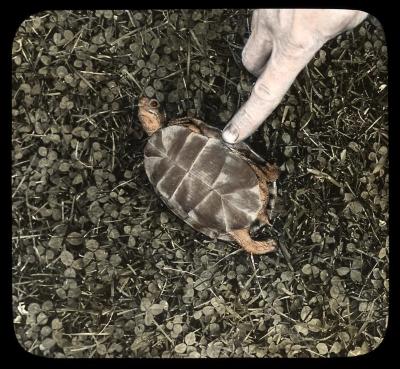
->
[262,163,280,182]
[247,162,272,226]
[257,211,271,226]
[256,174,272,226]
[229,228,277,255]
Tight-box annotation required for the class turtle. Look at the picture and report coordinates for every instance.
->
[137,96,280,254]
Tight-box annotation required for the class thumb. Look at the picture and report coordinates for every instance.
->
[222,45,320,143]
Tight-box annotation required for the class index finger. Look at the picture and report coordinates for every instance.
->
[222,41,321,143]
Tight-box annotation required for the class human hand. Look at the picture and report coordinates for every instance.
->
[222,9,368,144]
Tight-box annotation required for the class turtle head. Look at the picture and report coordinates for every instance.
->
[138,96,166,136]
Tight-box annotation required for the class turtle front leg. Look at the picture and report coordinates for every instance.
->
[229,229,277,255]
[173,118,222,139]
[171,121,202,134]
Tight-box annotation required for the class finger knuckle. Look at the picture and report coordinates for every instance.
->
[241,49,254,70]
[278,34,320,59]
[241,48,248,64]
[242,54,260,76]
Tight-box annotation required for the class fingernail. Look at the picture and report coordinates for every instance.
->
[222,126,239,143]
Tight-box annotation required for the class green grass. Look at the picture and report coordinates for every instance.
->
[12,10,388,358]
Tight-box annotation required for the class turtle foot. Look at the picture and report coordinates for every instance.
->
[229,228,277,255]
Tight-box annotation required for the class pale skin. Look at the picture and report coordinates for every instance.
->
[222,9,369,144]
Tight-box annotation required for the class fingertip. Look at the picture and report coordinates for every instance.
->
[222,125,239,144]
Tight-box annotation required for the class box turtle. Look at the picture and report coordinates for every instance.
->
[138,97,280,254]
